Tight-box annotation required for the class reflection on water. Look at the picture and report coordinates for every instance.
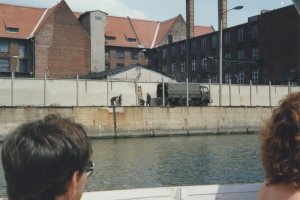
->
[0,134,264,197]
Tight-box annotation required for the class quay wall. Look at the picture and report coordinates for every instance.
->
[0,106,273,138]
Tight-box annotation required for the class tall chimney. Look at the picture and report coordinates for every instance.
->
[218,0,227,29]
[186,0,194,38]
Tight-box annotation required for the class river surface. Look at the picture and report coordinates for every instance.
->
[0,134,264,197]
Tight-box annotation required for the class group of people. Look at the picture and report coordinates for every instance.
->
[3,92,300,199]
[110,94,122,107]
[139,93,151,106]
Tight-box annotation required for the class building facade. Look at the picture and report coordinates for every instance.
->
[148,5,300,84]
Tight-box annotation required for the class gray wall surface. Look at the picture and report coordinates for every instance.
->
[0,77,297,107]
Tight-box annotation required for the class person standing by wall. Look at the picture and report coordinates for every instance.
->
[1,114,93,200]
[146,93,151,106]
[258,92,300,199]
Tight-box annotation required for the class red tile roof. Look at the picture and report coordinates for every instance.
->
[194,25,215,36]
[0,3,46,39]
[0,1,215,48]
[153,16,179,48]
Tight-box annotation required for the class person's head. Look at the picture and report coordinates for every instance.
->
[261,92,300,185]
[1,114,92,200]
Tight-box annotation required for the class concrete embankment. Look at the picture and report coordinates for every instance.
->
[0,106,273,138]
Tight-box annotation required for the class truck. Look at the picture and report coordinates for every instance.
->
[156,82,210,106]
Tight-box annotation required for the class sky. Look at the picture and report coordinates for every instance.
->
[3,0,294,29]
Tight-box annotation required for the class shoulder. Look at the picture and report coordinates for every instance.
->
[257,182,267,200]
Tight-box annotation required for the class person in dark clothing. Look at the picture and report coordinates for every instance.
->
[146,93,151,106]
[140,99,145,106]
[110,96,118,107]
[117,94,122,106]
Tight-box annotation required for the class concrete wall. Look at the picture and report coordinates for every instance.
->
[0,106,273,138]
[90,11,106,73]
[0,77,297,107]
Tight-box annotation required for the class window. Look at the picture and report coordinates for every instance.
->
[238,49,244,61]
[116,49,124,59]
[237,70,244,84]
[212,34,217,48]
[131,49,138,60]
[252,68,259,83]
[225,73,231,84]
[127,38,137,43]
[252,47,258,60]
[19,43,26,57]
[6,27,19,33]
[171,63,176,75]
[162,48,167,59]
[200,37,206,51]
[0,40,9,53]
[224,52,231,66]
[211,74,218,83]
[105,36,116,41]
[237,27,244,42]
[201,58,207,69]
[191,59,196,71]
[180,43,185,55]
[0,58,9,72]
[191,41,196,54]
[251,24,258,39]
[19,59,28,72]
[224,31,230,45]
[180,62,185,73]
[105,48,110,60]
[171,46,176,57]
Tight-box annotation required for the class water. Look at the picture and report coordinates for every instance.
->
[0,134,264,197]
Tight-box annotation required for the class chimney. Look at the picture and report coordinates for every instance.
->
[186,0,194,38]
[218,0,227,29]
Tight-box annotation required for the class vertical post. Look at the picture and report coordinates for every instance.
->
[269,81,272,107]
[250,80,252,107]
[113,106,117,138]
[106,75,109,106]
[44,74,47,106]
[162,78,165,106]
[76,75,79,107]
[209,79,211,106]
[186,77,189,107]
[288,81,291,94]
[229,79,232,106]
[135,81,138,106]
[11,71,14,106]
[219,18,223,106]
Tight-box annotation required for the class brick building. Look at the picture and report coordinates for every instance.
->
[102,14,214,70]
[149,5,300,84]
[0,0,90,78]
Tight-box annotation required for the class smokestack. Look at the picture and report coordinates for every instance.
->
[218,0,227,29]
[186,0,194,38]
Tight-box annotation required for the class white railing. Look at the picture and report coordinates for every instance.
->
[82,183,261,200]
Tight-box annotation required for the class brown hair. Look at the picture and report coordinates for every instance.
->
[261,92,300,185]
[2,114,92,200]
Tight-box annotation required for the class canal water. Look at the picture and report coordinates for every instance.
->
[0,134,264,197]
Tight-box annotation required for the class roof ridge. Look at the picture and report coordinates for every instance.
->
[107,15,159,23]
[154,15,181,47]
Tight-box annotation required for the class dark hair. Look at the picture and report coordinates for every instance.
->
[261,92,300,185]
[1,114,92,200]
